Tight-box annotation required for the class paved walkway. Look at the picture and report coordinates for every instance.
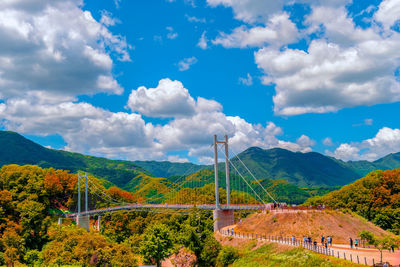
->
[220,226,400,266]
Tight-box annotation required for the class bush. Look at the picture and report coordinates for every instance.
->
[199,236,221,267]
[24,249,41,266]
[217,246,239,267]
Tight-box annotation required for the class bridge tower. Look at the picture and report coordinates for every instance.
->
[213,135,234,232]
[76,172,90,231]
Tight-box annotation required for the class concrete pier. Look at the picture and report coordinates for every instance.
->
[213,209,234,232]
[76,215,90,231]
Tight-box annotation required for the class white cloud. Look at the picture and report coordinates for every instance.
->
[329,127,400,161]
[374,0,400,31]
[206,0,285,23]
[184,0,196,8]
[0,76,315,162]
[185,14,206,23]
[166,26,178,39]
[323,137,334,146]
[177,56,198,71]
[100,10,120,26]
[213,13,299,48]
[128,78,196,118]
[197,31,208,49]
[168,155,190,163]
[239,73,253,86]
[255,37,400,115]
[0,0,129,100]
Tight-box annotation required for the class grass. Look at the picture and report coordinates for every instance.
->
[231,243,361,267]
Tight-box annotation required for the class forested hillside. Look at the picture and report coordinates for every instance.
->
[306,168,400,234]
[0,131,149,188]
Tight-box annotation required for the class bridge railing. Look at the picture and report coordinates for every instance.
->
[220,229,381,266]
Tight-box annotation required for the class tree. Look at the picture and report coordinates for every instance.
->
[359,230,399,263]
[217,246,239,267]
[140,223,173,267]
[199,236,221,267]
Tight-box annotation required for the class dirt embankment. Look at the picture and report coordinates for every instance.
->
[235,210,391,244]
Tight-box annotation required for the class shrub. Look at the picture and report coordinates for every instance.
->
[217,246,239,267]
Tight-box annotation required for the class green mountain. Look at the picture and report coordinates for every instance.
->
[3,130,400,191]
[229,147,400,187]
[133,160,206,178]
[228,147,361,187]
[0,130,149,188]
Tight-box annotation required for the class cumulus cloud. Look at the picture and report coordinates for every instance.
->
[323,137,334,146]
[329,127,400,161]
[210,0,400,116]
[167,155,190,163]
[177,57,198,71]
[128,78,196,118]
[255,37,400,115]
[0,73,315,162]
[213,13,299,48]
[0,0,129,100]
[374,0,400,31]
[206,0,285,23]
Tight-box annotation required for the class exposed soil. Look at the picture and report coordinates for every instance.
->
[235,210,391,245]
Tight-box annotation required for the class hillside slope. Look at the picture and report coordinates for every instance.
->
[133,160,206,178]
[0,131,149,188]
[306,168,400,234]
[235,210,391,244]
[229,147,361,187]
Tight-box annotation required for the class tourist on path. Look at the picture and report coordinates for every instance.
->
[321,235,325,245]
[349,237,353,249]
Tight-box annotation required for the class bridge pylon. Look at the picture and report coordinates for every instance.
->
[213,135,234,231]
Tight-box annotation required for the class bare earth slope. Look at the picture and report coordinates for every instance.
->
[235,210,390,244]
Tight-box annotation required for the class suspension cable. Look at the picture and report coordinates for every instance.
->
[230,148,277,203]
[217,145,266,206]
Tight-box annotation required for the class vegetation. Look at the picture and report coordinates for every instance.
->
[133,160,206,178]
[229,242,359,267]
[0,130,149,189]
[216,246,239,267]
[306,168,400,234]
[140,223,173,267]
[359,230,399,263]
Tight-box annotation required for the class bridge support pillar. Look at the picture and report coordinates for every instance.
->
[96,216,101,231]
[213,209,234,232]
[76,215,90,231]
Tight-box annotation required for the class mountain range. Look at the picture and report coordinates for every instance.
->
[2,130,400,190]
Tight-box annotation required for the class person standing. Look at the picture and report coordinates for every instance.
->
[354,239,358,249]
[321,235,325,245]
[349,237,353,249]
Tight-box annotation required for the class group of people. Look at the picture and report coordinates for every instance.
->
[302,235,333,250]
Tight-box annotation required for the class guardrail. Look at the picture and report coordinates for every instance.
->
[220,229,397,266]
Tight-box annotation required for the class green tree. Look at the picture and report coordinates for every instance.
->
[217,246,239,267]
[359,230,399,263]
[199,236,221,267]
[140,223,173,267]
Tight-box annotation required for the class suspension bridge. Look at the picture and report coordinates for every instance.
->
[63,135,278,232]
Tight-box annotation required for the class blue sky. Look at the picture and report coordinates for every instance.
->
[1,0,400,164]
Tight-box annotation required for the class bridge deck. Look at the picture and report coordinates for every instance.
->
[66,204,267,217]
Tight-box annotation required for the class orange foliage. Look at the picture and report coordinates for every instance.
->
[43,169,76,195]
[108,186,136,202]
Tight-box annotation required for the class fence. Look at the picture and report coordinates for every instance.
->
[220,229,395,266]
